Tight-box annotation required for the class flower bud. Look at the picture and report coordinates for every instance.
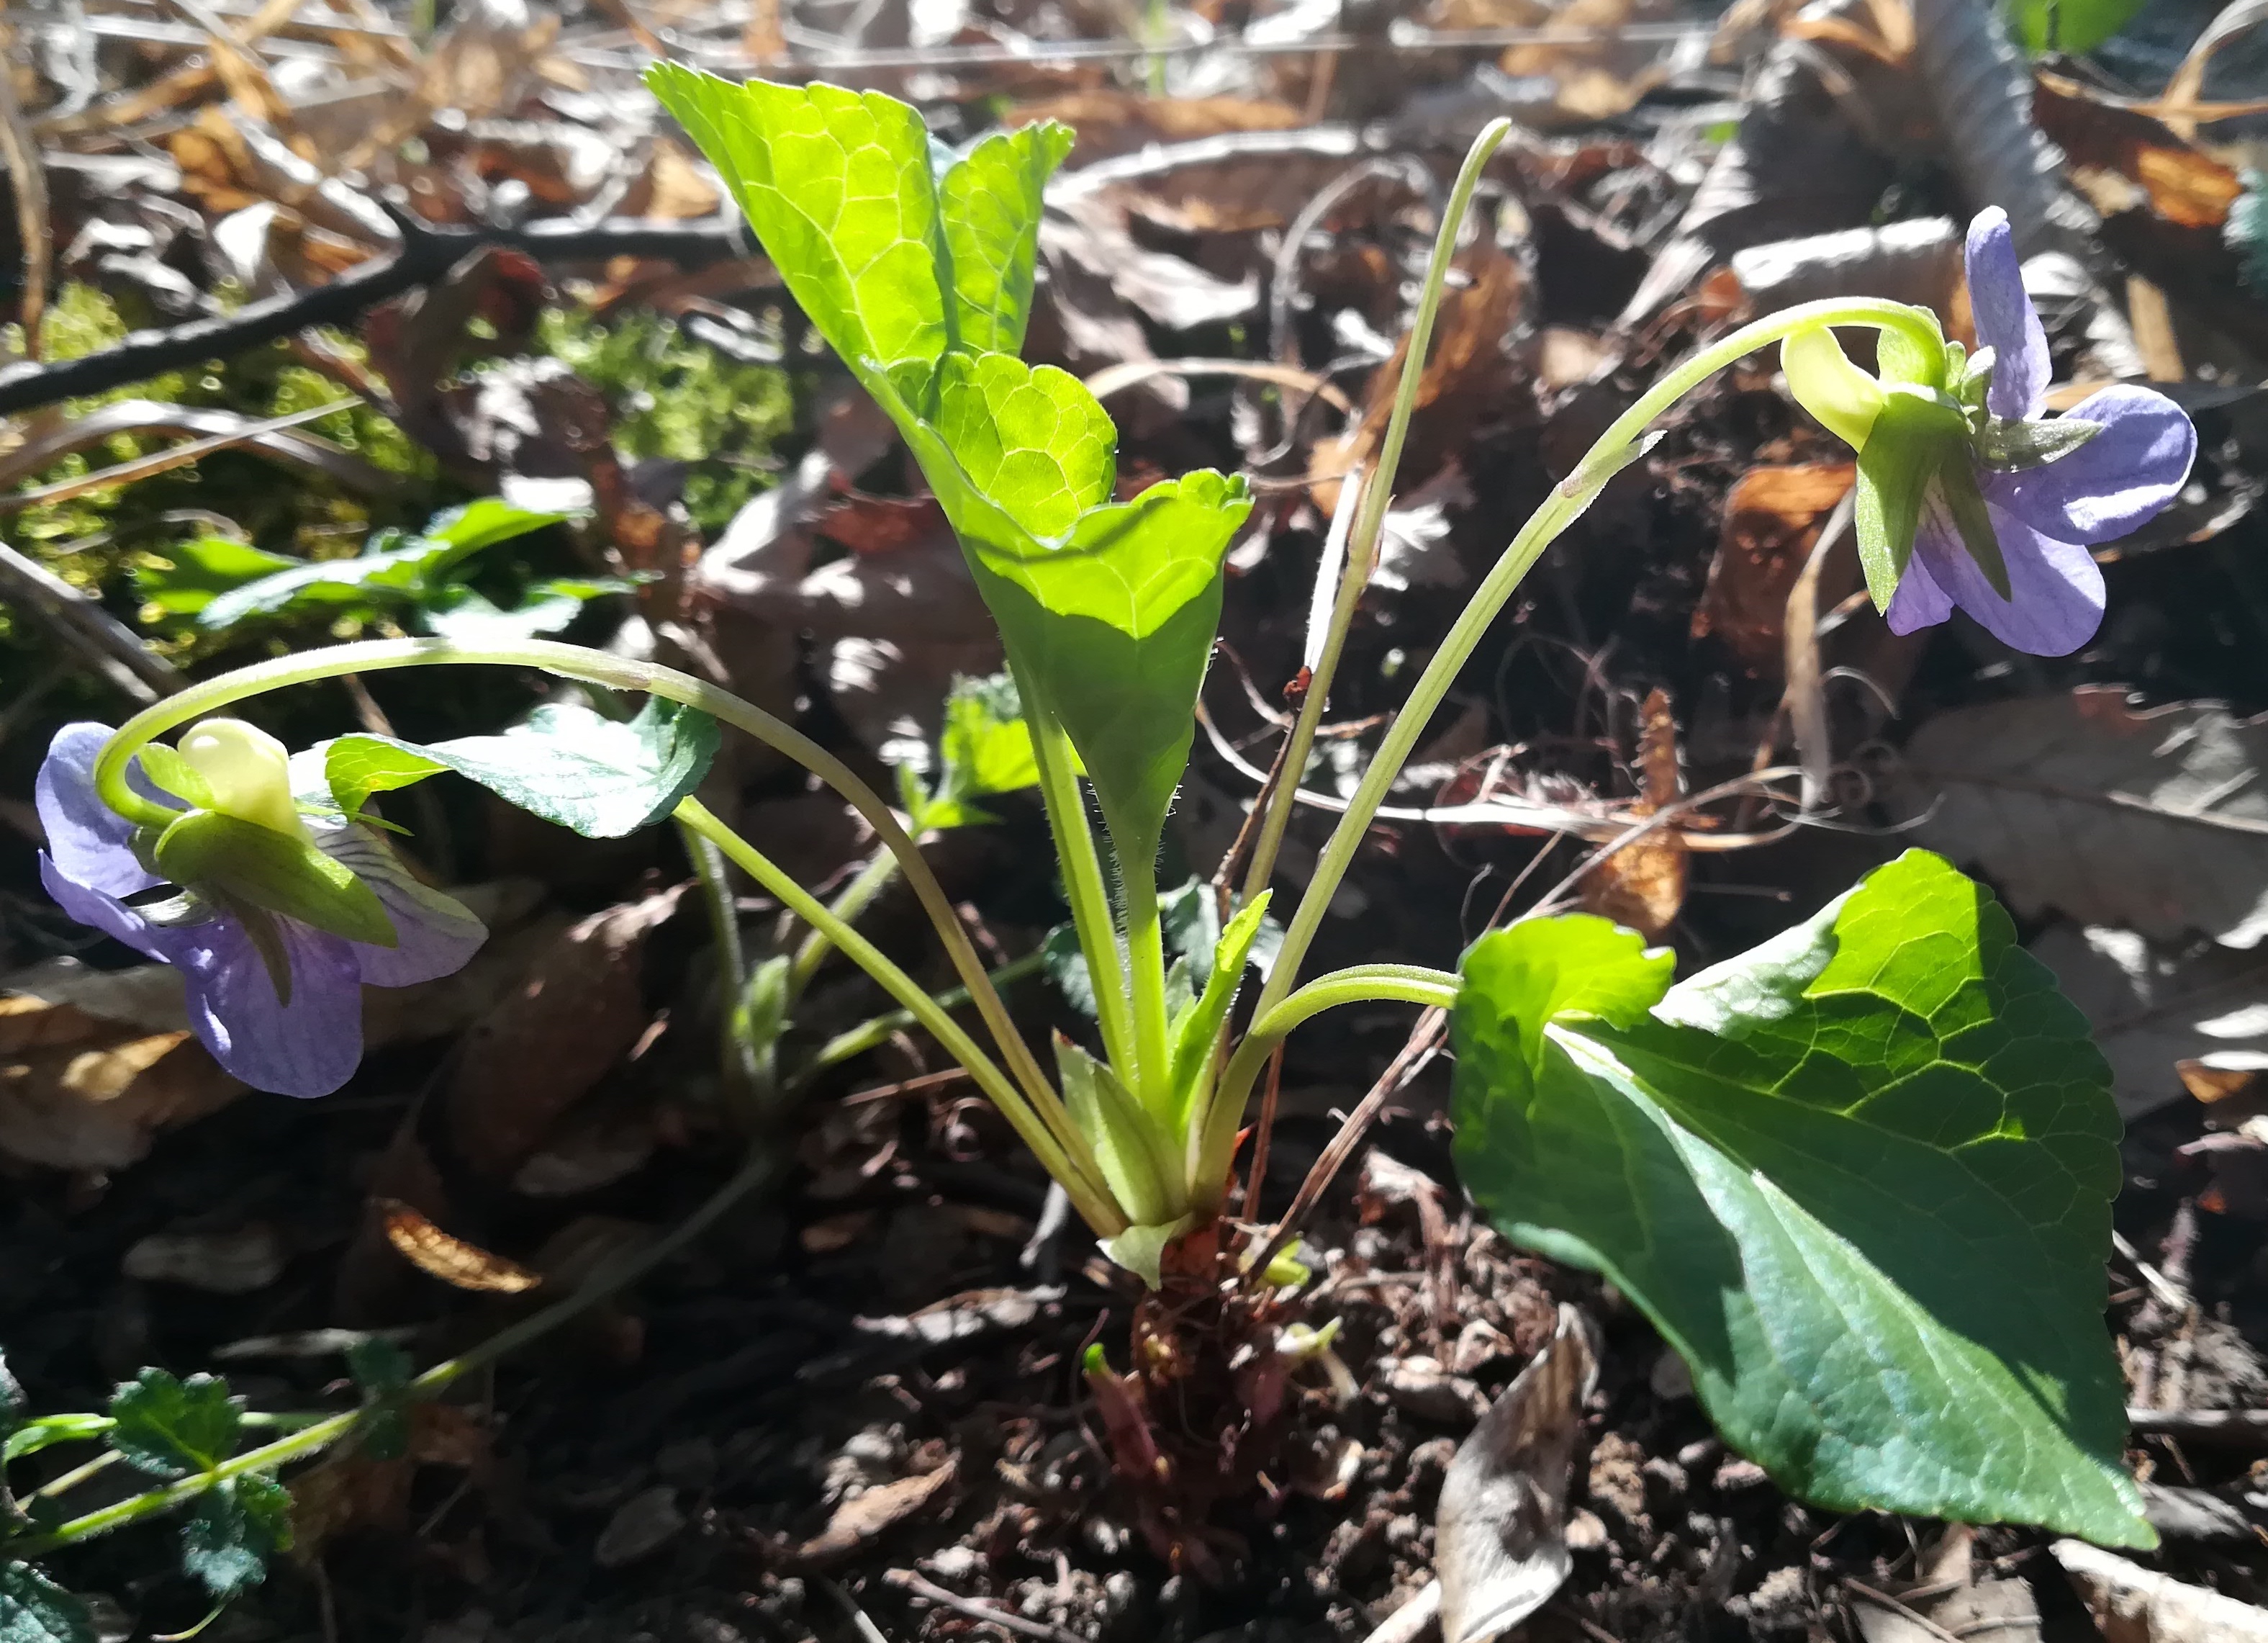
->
[178,719,307,840]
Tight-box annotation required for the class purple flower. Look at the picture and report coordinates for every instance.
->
[1887,210,2195,654]
[36,721,485,1097]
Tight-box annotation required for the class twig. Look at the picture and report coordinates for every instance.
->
[820,1578,895,1643]
[2126,1406,2268,1443]
[0,540,184,703]
[0,60,52,361]
[885,1568,1087,1643]
[1358,1580,1441,1643]
[1247,1007,1447,1287]
[1843,1578,1964,1643]
[0,217,748,417]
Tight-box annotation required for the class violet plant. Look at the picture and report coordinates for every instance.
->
[11,77,2200,1600]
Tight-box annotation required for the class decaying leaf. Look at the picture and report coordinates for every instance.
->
[2035,72,2246,231]
[1580,689,1686,941]
[444,888,683,1179]
[0,963,243,1171]
[1435,1305,1599,1643]
[2030,925,2268,1120]
[378,1200,541,1294]
[1694,463,1856,672]
[1852,1525,2041,1643]
[854,1287,1063,1346]
[122,1223,288,1295]
[1005,91,1306,164]
[795,1458,956,1565]
[1894,690,2268,950]
[2054,1538,2268,1642]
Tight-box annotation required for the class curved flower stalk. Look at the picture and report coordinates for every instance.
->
[37,719,485,1096]
[1781,207,2196,655]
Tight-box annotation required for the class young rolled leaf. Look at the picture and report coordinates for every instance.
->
[1452,850,2149,1547]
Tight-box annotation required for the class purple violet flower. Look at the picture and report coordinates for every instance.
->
[1884,211,2195,652]
[1786,207,2197,657]
[36,721,485,1097]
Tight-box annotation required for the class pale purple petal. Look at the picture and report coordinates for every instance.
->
[174,919,365,1097]
[38,853,180,960]
[1906,503,2105,656]
[1984,385,2196,546]
[310,822,487,987]
[1966,209,2050,421]
[36,724,158,898]
[1884,547,1954,635]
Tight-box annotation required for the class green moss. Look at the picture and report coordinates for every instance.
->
[536,305,796,534]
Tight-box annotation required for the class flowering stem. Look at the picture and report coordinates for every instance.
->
[84,636,1062,1130]
[1240,117,1515,907]
[790,850,900,996]
[12,1137,786,1559]
[1248,297,1945,1037]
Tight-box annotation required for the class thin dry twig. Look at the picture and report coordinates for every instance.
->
[0,540,185,703]
[0,67,52,363]
[1843,1578,1965,1643]
[885,1569,1086,1643]
[0,399,365,513]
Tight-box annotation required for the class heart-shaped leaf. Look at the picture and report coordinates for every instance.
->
[1452,849,2149,1547]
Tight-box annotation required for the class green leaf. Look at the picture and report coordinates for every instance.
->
[1169,891,1274,1120]
[135,537,298,617]
[420,577,639,643]
[1854,390,1965,611]
[344,1339,411,1462]
[1451,850,2149,1547]
[1056,1036,1178,1227]
[181,1475,290,1599]
[192,500,567,633]
[941,122,1074,355]
[0,1353,22,1449]
[2002,0,2146,55]
[1933,454,2012,600]
[647,68,952,395]
[152,812,397,949]
[1101,1216,1194,1289]
[4,1415,114,1464]
[912,672,1048,829]
[107,1369,241,1479]
[0,1565,92,1643]
[323,698,718,839]
[2228,170,2268,295]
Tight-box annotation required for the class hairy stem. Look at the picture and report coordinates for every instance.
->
[86,637,1062,1132]
[807,950,1047,1075]
[1241,117,1514,906]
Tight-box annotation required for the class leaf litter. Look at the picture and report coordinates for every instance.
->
[4,0,2268,1639]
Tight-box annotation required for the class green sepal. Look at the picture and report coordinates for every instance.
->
[1931,454,2013,600]
[1169,891,1273,1127]
[135,744,216,810]
[1055,1035,1177,1228]
[1974,415,2104,472]
[1875,311,1949,391]
[152,812,397,949]
[1853,388,1969,611]
[1101,1215,1196,1289]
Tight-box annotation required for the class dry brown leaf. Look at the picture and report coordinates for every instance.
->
[2036,72,2245,231]
[444,889,682,1180]
[2054,1538,2268,1642]
[1580,688,1687,941]
[1312,245,1527,516]
[1499,0,1672,125]
[290,1449,412,1562]
[795,1458,957,1564]
[625,135,723,220]
[0,977,243,1171]
[1435,1305,1599,1643]
[379,1199,542,1294]
[2028,926,2268,1120]
[1693,462,1856,671]
[1894,690,2268,951]
[122,1223,288,1294]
